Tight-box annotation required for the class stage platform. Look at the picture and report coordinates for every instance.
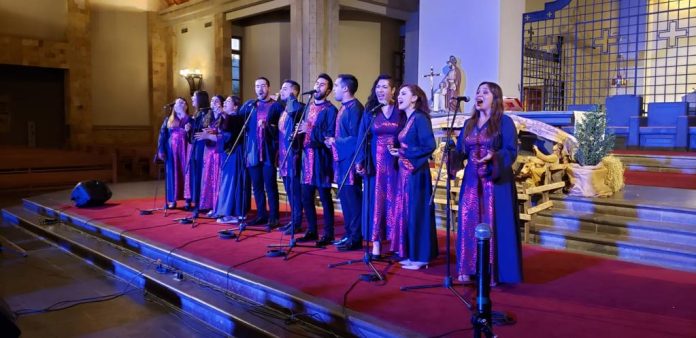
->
[2,181,696,337]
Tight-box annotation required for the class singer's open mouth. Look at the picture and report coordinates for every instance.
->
[476,99,484,105]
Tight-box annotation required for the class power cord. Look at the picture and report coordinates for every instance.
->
[13,258,154,317]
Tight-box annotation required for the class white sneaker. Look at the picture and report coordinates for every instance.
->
[401,261,428,270]
[217,216,239,224]
[398,259,412,265]
[457,274,473,283]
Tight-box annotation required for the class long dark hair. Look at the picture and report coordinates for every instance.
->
[193,90,210,111]
[463,81,504,138]
[365,74,396,112]
[398,84,430,117]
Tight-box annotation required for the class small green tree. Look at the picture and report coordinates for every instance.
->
[574,109,615,166]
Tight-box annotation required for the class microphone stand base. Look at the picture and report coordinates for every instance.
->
[266,249,287,257]
[359,273,381,282]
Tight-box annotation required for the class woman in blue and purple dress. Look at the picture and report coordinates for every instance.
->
[452,81,523,285]
[355,74,402,257]
[157,97,190,209]
[199,96,251,223]
[184,90,211,217]
[196,95,224,215]
[389,84,438,270]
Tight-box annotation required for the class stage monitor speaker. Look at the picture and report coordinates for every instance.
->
[0,297,20,338]
[70,180,112,208]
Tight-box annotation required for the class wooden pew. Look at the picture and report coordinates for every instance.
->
[0,147,116,191]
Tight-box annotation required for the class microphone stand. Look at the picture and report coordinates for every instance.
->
[140,156,167,216]
[142,112,172,216]
[233,101,268,240]
[328,103,388,282]
[213,110,250,240]
[267,95,316,258]
[400,98,472,309]
[472,223,494,338]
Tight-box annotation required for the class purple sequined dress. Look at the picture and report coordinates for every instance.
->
[456,116,523,283]
[356,106,400,242]
[157,116,189,204]
[199,116,222,211]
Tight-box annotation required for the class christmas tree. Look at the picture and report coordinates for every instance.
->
[574,109,615,166]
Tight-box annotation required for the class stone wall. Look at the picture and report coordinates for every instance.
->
[0,0,91,148]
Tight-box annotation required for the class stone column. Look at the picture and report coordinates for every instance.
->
[66,0,92,148]
[148,12,174,150]
[290,0,339,90]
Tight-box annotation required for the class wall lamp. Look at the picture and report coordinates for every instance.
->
[179,68,203,95]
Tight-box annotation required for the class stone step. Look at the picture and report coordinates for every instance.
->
[535,209,696,247]
[614,153,696,174]
[530,225,696,273]
[549,195,696,226]
[4,202,420,338]
[0,206,285,337]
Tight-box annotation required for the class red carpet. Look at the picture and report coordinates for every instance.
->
[65,198,696,337]
[612,149,696,157]
[624,170,696,189]
[610,149,696,189]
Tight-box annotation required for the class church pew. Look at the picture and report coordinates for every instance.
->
[0,148,116,190]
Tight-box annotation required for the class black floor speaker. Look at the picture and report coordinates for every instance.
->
[70,180,112,208]
[0,297,20,338]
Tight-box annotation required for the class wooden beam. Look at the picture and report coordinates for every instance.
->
[527,200,553,215]
[338,0,411,21]
[525,181,565,195]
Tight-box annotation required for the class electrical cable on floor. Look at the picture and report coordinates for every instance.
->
[13,259,154,317]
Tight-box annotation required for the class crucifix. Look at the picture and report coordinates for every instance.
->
[423,66,440,108]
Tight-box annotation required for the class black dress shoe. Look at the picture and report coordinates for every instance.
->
[265,219,279,232]
[333,237,349,246]
[337,240,363,251]
[283,225,304,235]
[315,235,334,247]
[249,216,268,226]
[296,232,318,242]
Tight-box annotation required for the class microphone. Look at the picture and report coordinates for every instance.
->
[369,103,386,115]
[163,102,175,109]
[450,96,470,102]
[302,89,317,95]
[474,222,493,334]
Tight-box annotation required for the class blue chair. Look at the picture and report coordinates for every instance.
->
[606,95,642,147]
[631,102,690,149]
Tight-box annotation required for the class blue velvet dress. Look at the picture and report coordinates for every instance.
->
[214,114,251,218]
[392,111,438,262]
